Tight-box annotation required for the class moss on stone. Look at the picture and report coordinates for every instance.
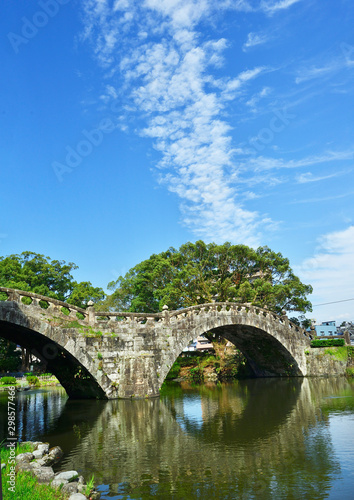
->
[324,346,348,362]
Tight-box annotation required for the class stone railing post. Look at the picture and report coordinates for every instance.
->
[309,325,316,339]
[8,290,20,302]
[344,330,351,345]
[87,300,96,325]
[162,304,169,324]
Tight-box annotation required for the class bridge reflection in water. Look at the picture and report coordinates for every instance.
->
[2,377,354,499]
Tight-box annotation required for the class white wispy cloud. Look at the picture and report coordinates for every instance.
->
[288,191,354,205]
[82,0,305,66]
[289,150,354,167]
[246,86,271,109]
[260,0,303,15]
[296,226,354,322]
[243,191,262,200]
[228,0,303,14]
[237,171,286,187]
[243,32,270,51]
[80,0,334,246]
[295,55,354,84]
[222,67,267,100]
[242,150,354,172]
[296,170,349,184]
[81,0,276,245]
[230,151,353,193]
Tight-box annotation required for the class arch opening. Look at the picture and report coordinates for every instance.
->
[209,324,302,377]
[160,322,303,389]
[0,320,107,399]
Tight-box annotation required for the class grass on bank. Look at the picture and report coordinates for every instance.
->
[1,443,69,500]
[323,346,349,362]
[2,471,69,500]
[0,374,60,389]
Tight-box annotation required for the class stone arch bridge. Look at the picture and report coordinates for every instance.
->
[0,287,313,399]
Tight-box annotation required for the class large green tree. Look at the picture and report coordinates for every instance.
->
[106,241,312,314]
[0,251,105,307]
[0,251,106,371]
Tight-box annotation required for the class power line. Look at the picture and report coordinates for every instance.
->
[313,298,354,307]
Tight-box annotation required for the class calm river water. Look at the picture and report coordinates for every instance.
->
[1,378,354,499]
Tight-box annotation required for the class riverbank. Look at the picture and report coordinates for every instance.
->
[1,441,99,499]
[166,339,253,382]
[0,374,62,392]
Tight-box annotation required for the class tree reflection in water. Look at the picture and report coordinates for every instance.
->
[1,378,354,499]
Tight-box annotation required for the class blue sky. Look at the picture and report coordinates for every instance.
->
[1,0,354,322]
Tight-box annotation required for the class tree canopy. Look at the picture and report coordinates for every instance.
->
[0,251,106,372]
[106,241,313,314]
[0,251,105,308]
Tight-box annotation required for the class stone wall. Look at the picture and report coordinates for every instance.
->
[305,346,350,377]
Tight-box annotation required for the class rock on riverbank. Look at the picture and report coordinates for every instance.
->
[15,441,100,499]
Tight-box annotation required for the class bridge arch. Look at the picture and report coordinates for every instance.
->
[0,296,107,399]
[156,303,311,389]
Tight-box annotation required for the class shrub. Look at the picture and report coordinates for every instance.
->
[61,307,70,316]
[76,312,85,320]
[346,367,354,377]
[166,361,181,380]
[21,296,32,305]
[190,366,203,382]
[310,338,345,348]
[347,346,354,360]
[26,375,40,386]
[0,376,17,385]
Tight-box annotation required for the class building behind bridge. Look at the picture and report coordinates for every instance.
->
[314,320,337,337]
[182,335,214,354]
